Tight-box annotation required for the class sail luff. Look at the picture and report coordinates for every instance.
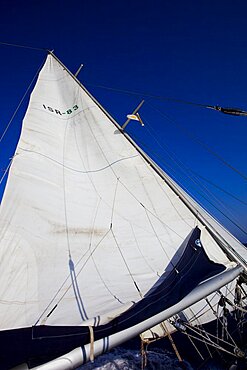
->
[48,52,247,269]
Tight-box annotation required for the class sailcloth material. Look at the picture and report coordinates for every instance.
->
[0,54,243,336]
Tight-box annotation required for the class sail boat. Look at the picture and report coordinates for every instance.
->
[0,51,246,369]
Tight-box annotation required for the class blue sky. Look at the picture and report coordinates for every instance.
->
[0,0,246,242]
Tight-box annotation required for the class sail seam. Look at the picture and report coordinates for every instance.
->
[18,147,138,174]
[119,177,185,242]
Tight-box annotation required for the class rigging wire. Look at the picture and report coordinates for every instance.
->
[0,41,48,52]
[190,170,247,206]
[85,83,213,109]
[86,82,247,116]
[86,83,247,180]
[147,101,247,181]
[152,162,247,236]
[0,57,46,145]
[141,113,245,218]
[206,296,238,347]
[0,158,13,186]
[170,293,245,359]
[184,321,238,350]
[187,293,218,324]
[126,102,247,233]
[129,124,247,236]
[1,41,246,116]
[182,329,239,357]
[82,82,247,236]
[84,82,247,241]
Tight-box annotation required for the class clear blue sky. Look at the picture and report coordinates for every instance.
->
[0,0,246,242]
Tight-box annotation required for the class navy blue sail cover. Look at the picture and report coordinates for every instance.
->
[94,226,226,335]
[0,227,226,368]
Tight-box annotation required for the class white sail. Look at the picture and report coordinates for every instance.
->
[0,53,245,344]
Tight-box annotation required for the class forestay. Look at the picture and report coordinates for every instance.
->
[0,54,243,332]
